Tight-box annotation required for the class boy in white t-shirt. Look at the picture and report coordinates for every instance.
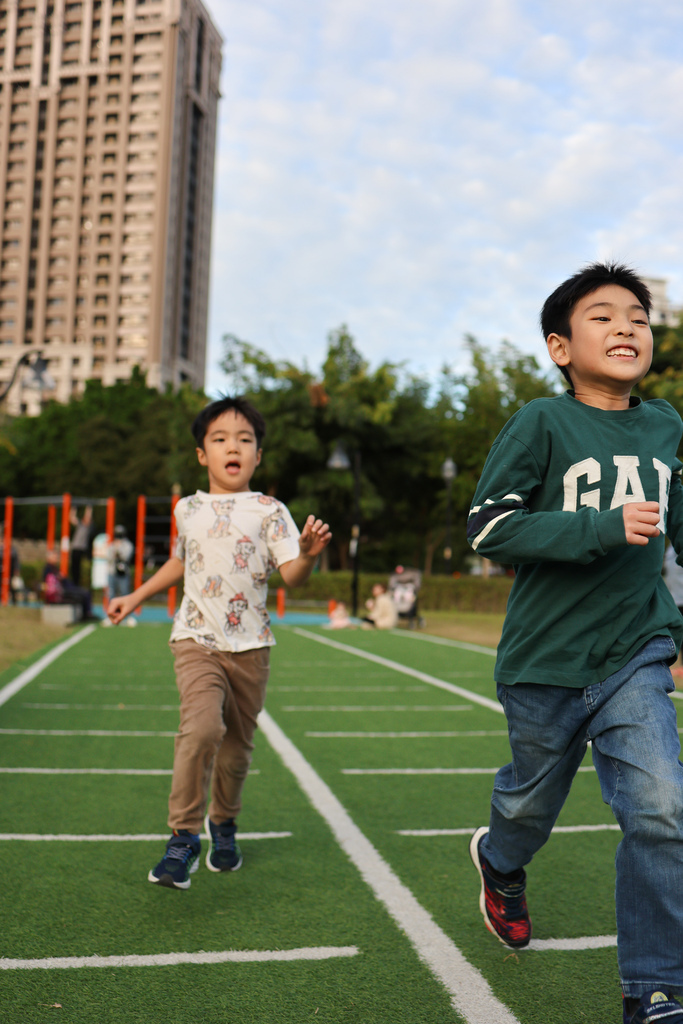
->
[108,396,331,889]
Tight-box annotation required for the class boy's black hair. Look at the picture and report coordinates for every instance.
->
[191,396,266,449]
[540,261,652,385]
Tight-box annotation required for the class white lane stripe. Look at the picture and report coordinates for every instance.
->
[306,731,509,738]
[271,686,427,692]
[0,729,177,737]
[258,708,520,1024]
[22,704,178,711]
[0,945,358,971]
[528,936,616,951]
[0,767,258,776]
[390,631,498,657]
[290,629,503,714]
[397,824,620,836]
[343,766,595,775]
[281,705,472,713]
[0,626,97,709]
[0,831,290,842]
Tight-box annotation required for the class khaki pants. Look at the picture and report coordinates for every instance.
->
[168,639,270,833]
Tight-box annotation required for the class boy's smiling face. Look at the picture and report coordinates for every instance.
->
[196,410,262,494]
[547,283,653,409]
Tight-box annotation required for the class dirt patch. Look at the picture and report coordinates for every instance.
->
[0,606,77,675]
[420,610,504,649]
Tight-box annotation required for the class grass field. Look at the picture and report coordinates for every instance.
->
[1,619,679,1023]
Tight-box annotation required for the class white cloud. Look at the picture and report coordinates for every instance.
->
[203,0,683,393]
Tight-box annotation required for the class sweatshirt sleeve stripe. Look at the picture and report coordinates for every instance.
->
[467,501,528,549]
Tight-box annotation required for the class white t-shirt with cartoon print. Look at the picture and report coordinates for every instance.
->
[169,490,300,653]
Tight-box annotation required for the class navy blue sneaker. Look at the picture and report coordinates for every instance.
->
[204,814,242,873]
[148,830,201,889]
[624,991,683,1023]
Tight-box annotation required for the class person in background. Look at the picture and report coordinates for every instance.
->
[663,542,683,679]
[362,583,398,629]
[70,505,93,586]
[0,542,24,604]
[102,525,136,627]
[43,550,95,621]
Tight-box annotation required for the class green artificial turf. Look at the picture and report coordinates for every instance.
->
[1,622,680,1024]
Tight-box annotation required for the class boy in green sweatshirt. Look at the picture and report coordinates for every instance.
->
[467,262,683,1024]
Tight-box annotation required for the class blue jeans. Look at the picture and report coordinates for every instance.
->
[481,636,683,997]
[108,572,131,599]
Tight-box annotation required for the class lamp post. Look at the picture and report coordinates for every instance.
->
[327,442,361,617]
[0,352,55,404]
[441,457,457,575]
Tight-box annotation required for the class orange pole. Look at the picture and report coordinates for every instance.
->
[134,495,146,596]
[105,497,115,541]
[102,497,116,613]
[167,493,179,618]
[60,493,71,577]
[46,504,56,552]
[1,497,14,607]
[276,586,286,619]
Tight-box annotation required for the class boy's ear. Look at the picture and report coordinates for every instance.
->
[546,332,571,369]
[256,448,262,466]
[196,447,207,466]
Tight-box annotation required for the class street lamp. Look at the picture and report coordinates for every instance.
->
[441,457,457,575]
[0,352,55,404]
[327,441,361,617]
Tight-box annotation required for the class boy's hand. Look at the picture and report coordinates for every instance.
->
[107,595,138,625]
[623,502,661,546]
[298,515,332,558]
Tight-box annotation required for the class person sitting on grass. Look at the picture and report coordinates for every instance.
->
[43,550,95,621]
[107,396,331,891]
[361,583,398,629]
[467,262,683,1024]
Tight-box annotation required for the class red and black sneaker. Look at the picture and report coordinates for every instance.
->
[469,826,531,948]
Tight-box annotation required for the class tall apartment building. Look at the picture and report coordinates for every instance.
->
[0,0,222,415]
[643,277,681,329]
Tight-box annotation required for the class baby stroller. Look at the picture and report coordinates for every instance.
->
[388,566,424,629]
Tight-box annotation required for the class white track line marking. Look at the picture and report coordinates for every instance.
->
[0,831,290,842]
[270,686,427,692]
[291,628,504,714]
[281,705,472,712]
[396,824,620,836]
[0,626,97,709]
[390,631,498,657]
[528,936,616,951]
[306,731,509,738]
[22,703,178,711]
[258,708,520,1024]
[343,766,596,775]
[0,729,177,737]
[0,945,358,971]
[0,767,258,776]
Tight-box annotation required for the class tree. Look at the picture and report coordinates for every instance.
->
[220,327,557,574]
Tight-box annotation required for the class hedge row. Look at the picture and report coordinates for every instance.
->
[269,571,513,614]
[16,560,513,615]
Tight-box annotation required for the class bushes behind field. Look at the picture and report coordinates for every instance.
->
[268,571,513,613]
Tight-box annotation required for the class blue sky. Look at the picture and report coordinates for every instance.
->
[203,0,683,395]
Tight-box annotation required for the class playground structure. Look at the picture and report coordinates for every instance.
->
[1,494,115,606]
[134,492,180,619]
[2,490,289,620]
[1,492,177,614]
